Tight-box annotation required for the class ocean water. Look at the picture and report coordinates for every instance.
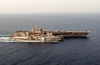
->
[0,13,100,65]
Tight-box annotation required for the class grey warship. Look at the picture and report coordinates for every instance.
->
[9,23,90,42]
[9,23,62,42]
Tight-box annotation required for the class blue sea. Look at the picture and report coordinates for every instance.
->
[0,13,100,65]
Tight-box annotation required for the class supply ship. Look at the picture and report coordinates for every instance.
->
[9,23,90,42]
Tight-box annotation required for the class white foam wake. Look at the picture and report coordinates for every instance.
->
[0,37,13,42]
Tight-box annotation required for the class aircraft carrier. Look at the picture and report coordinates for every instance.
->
[9,23,90,42]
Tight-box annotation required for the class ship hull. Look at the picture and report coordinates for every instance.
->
[9,36,63,41]
[59,35,87,37]
[13,39,58,43]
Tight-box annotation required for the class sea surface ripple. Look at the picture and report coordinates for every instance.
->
[0,13,100,65]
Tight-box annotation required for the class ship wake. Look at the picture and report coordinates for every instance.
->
[0,35,13,42]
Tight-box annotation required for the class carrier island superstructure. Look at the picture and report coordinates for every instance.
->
[9,23,90,43]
